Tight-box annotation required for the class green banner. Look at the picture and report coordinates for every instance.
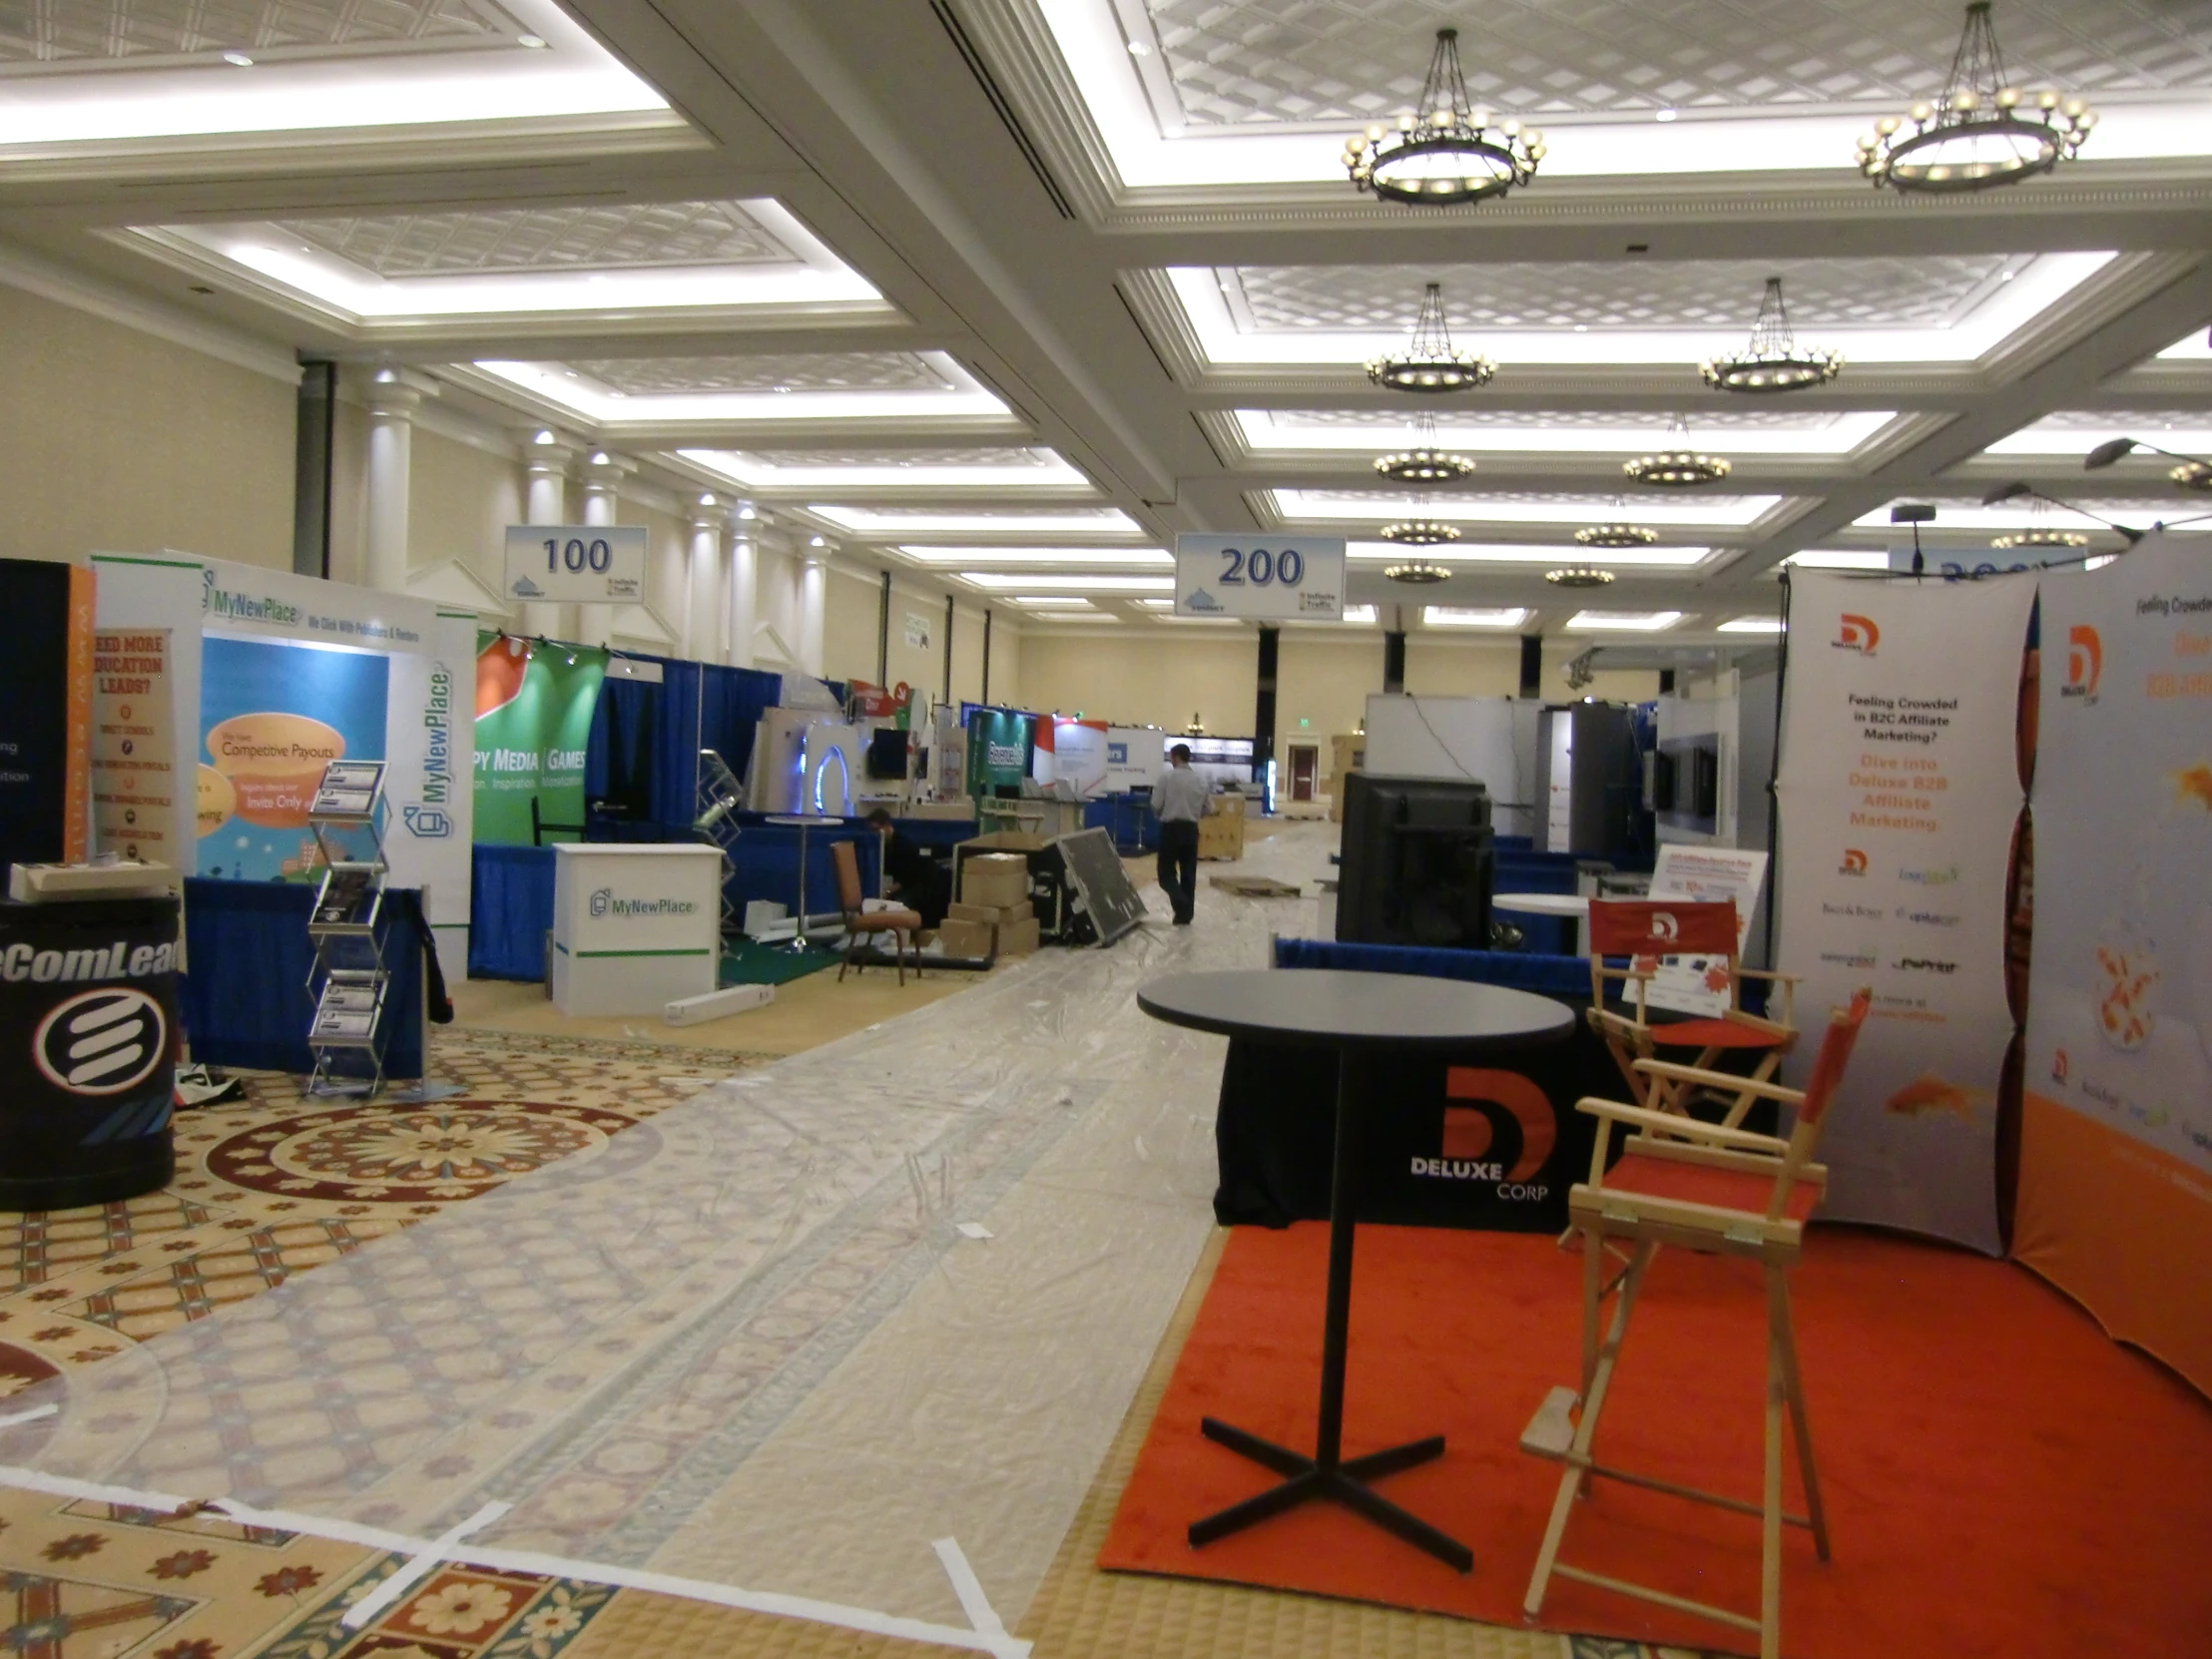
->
[964,708,1034,797]
[472,633,607,843]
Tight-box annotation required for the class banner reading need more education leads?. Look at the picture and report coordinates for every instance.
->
[473,634,607,845]
[2017,532,2212,1394]
[1775,568,2035,1254]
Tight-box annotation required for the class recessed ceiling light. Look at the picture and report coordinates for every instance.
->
[1655,108,1677,123]
[1719,616,1785,632]
[1566,610,1683,631]
[1128,41,1151,56]
[1423,606,1528,628]
[516,33,547,48]
[222,50,254,66]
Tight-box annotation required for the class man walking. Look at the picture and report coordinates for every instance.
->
[1152,742,1207,925]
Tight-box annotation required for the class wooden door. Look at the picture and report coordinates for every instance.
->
[1289,744,1318,802]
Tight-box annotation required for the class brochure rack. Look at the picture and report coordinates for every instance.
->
[304,760,392,1097]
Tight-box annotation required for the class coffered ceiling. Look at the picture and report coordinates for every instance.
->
[6,0,2212,646]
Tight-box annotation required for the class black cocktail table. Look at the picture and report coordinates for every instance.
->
[1138,967,1574,1574]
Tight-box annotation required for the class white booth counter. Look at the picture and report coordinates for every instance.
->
[549,843,723,1016]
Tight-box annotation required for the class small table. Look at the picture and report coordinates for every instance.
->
[766,816,837,953]
[1136,968,1574,1573]
[1493,890,1591,955]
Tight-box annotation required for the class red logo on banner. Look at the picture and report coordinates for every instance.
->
[1442,1068,1556,1181]
[1836,613,1880,654]
[1840,847,1868,875]
[2062,625,2101,703]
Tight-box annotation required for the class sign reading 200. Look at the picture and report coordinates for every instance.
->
[542,537,614,574]
[1215,546,1307,587]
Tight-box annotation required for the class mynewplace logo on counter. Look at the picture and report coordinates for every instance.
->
[588,888,700,918]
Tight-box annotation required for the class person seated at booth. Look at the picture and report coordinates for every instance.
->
[865,809,950,928]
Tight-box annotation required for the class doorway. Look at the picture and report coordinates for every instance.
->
[1289,744,1319,803]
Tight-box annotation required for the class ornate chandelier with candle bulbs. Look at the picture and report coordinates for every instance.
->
[1856,2,2094,193]
[1344,28,1543,207]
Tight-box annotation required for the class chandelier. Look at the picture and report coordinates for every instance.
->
[1384,560,1451,584]
[2172,461,2212,492]
[1544,567,1616,589]
[1575,523,1658,548]
[1992,499,2088,551]
[1344,29,1543,207]
[1625,416,1732,487]
[1367,283,1495,393]
[1380,518,1461,545]
[1702,276,1843,393]
[1375,412,1476,484]
[1856,3,2095,193]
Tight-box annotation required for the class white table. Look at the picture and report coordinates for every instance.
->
[1492,890,1591,956]
[549,843,723,1015]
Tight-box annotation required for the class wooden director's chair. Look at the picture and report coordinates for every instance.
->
[1520,988,1873,1659]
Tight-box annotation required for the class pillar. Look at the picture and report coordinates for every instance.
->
[1255,624,1280,789]
[1383,628,1407,695]
[577,451,633,649]
[726,510,758,668]
[520,435,573,640]
[1518,633,1543,699]
[362,369,434,595]
[685,500,726,665]
[799,547,829,679]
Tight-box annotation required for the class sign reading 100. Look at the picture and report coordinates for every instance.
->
[542,536,615,574]
[1212,545,1306,587]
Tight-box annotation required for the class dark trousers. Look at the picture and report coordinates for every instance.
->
[1157,819,1199,922]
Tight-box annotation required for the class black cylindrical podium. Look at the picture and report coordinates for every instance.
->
[0,894,180,1211]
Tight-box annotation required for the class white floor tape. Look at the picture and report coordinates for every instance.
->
[0,1406,57,1429]
[339,1500,510,1628]
[0,1466,1029,1659]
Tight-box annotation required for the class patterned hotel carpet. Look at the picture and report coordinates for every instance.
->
[0,1014,1697,1659]
[0,1027,767,1659]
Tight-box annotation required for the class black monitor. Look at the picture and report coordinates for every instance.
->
[865,727,908,781]
[1337,774,1493,948]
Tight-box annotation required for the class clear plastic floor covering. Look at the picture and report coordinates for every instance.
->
[4,825,1338,1632]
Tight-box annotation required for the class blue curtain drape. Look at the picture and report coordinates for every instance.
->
[581,657,782,833]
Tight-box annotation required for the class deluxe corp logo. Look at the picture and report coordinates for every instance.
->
[589,888,699,918]
[1185,588,1225,614]
[510,575,546,598]
[1835,613,1880,655]
[1839,848,1868,876]
[33,988,166,1097]
[1893,956,1958,975]
[1407,1068,1553,1202]
[2062,624,2102,703]
[1648,910,1680,942]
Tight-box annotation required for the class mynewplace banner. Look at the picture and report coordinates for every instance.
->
[1775,569,2034,1253]
[2017,532,2212,1393]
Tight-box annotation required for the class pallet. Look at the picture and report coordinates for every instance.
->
[1209,874,1303,897]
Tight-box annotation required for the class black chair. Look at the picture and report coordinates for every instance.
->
[529,797,587,846]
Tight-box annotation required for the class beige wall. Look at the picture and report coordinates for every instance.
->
[1018,630,1258,735]
[1278,634,1385,780]
[408,424,522,595]
[0,286,295,569]
[823,563,879,685]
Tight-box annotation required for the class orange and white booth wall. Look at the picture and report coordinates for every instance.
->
[2015,532,2212,1394]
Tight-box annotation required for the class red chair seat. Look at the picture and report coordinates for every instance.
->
[850,909,921,932]
[1648,1016,1786,1051]
[1606,1149,1821,1222]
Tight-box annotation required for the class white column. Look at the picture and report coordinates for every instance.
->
[686,501,725,664]
[726,507,758,668]
[799,546,829,679]
[362,370,435,595]
[520,436,573,640]
[577,451,633,649]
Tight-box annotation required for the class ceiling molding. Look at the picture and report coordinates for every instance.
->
[0,234,301,381]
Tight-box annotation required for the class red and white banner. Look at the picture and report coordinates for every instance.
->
[1775,570,2035,1252]
[2017,533,2212,1392]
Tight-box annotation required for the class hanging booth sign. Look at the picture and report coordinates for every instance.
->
[1175,535,1346,621]
[1774,569,2035,1254]
[501,525,647,606]
[2017,532,2212,1393]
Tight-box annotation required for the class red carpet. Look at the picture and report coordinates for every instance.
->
[1101,1225,2212,1657]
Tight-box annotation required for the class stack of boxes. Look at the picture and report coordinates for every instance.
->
[938,850,1040,959]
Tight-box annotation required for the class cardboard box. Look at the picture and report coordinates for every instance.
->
[995,915,1041,956]
[961,851,1031,909]
[937,917,996,958]
[949,899,1032,925]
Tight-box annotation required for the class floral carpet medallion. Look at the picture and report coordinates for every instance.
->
[206,1105,638,1204]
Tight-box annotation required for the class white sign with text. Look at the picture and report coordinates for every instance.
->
[1175,535,1346,621]
[502,525,647,605]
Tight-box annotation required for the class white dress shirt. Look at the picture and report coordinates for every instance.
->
[1153,765,1210,824]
